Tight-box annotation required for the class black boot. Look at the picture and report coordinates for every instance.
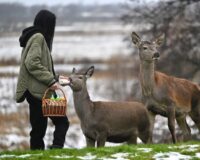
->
[48,144,63,149]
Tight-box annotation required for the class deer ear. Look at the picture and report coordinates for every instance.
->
[72,67,76,74]
[85,66,94,78]
[131,32,141,47]
[153,34,165,46]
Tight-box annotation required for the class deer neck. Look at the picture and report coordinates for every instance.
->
[73,84,93,121]
[140,60,155,97]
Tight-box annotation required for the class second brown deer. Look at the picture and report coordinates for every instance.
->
[131,32,200,143]
[66,66,151,147]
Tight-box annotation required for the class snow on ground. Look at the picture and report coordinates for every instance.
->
[0,23,132,63]
[0,134,28,147]
[153,147,200,159]
[99,153,130,160]
[78,153,97,160]
[137,148,152,153]
[107,153,130,160]
[0,152,128,160]
[1,145,200,159]
[52,34,131,62]
[153,152,192,160]
[0,37,21,62]
[168,144,200,152]
[196,153,200,158]
[0,66,19,75]
[55,22,130,33]
[51,155,73,159]
[0,154,42,159]
[1,152,200,160]
[55,124,86,149]
[0,77,22,114]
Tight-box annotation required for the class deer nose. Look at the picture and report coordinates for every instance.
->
[153,52,160,59]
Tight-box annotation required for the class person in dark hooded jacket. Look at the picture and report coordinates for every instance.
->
[16,10,69,150]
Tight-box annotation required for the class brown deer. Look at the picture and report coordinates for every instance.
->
[131,32,200,143]
[66,66,151,147]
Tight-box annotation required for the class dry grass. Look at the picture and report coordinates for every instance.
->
[0,110,29,136]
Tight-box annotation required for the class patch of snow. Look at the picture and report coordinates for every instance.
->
[51,155,73,159]
[0,134,28,146]
[64,124,86,148]
[112,153,130,158]
[0,66,19,74]
[17,154,35,158]
[0,37,21,62]
[137,148,152,153]
[153,152,192,160]
[100,153,130,160]
[152,112,199,143]
[195,153,200,158]
[0,154,42,159]
[55,22,129,33]
[105,142,123,147]
[0,155,16,158]
[168,144,200,152]
[0,23,132,63]
[52,34,131,62]
[78,153,96,160]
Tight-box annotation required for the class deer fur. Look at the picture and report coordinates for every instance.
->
[131,32,200,143]
[67,66,151,147]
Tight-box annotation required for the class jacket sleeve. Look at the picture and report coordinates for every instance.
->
[24,34,56,86]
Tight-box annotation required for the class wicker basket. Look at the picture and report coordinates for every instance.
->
[42,88,67,117]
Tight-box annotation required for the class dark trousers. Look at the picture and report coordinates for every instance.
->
[26,92,69,150]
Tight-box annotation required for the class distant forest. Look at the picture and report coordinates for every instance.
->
[0,3,123,32]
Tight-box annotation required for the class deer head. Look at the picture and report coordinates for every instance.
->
[68,66,94,92]
[131,32,165,62]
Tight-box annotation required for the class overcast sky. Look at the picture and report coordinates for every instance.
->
[0,0,127,6]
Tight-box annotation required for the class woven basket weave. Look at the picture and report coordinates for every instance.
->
[42,88,67,117]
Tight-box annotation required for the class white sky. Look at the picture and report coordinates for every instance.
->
[0,0,127,6]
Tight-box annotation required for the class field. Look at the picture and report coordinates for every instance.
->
[0,142,200,160]
[0,22,199,151]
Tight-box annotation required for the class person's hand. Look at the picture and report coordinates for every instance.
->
[50,82,60,90]
[59,75,70,86]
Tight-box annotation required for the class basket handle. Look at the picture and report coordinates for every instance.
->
[42,87,67,101]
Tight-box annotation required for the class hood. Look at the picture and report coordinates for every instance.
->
[33,10,56,51]
[19,26,41,48]
[19,10,56,51]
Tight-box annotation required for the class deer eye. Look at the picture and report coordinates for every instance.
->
[78,76,83,79]
[143,46,148,50]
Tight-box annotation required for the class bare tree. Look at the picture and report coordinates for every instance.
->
[122,0,200,81]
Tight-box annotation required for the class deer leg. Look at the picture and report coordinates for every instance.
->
[127,134,137,144]
[86,137,95,147]
[96,132,106,147]
[189,100,200,133]
[148,111,156,143]
[189,111,200,133]
[97,140,106,147]
[139,130,151,144]
[167,106,177,143]
[176,114,191,141]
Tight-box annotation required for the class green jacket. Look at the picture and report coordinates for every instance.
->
[16,33,56,102]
